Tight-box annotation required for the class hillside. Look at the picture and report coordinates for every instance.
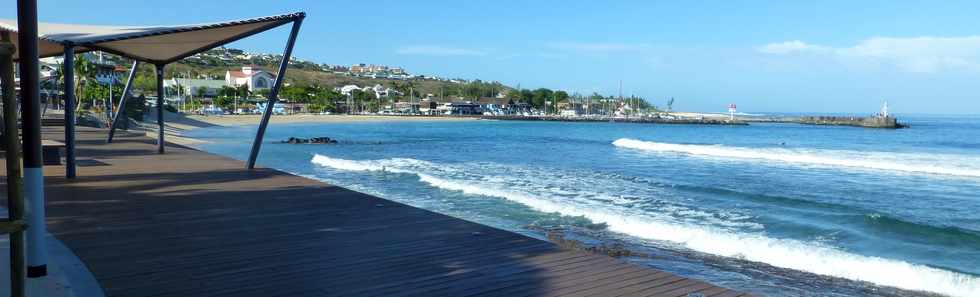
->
[83,45,511,100]
[82,47,651,111]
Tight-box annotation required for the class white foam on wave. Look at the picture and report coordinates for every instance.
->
[613,138,980,178]
[311,154,755,230]
[312,154,980,296]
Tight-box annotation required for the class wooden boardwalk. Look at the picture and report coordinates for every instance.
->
[2,126,748,297]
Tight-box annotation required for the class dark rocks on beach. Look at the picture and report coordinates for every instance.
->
[538,228,645,259]
[282,137,339,144]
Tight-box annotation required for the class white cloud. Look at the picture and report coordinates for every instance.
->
[395,45,487,56]
[758,36,980,73]
[547,42,651,52]
[757,40,828,54]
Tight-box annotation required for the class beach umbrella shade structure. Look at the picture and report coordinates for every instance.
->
[0,11,305,281]
[0,11,306,172]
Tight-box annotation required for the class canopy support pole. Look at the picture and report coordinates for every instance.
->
[1,30,27,297]
[155,64,165,154]
[62,44,76,178]
[107,60,138,143]
[18,0,48,278]
[246,17,303,169]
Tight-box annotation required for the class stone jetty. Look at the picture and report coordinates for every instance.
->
[481,115,748,126]
[799,115,907,129]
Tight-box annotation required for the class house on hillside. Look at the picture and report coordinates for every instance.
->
[371,84,401,98]
[226,66,277,91]
[337,84,361,96]
[164,78,226,99]
[92,62,122,85]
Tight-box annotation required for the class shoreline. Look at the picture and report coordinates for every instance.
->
[134,113,478,147]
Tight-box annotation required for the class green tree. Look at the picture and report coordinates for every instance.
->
[553,90,570,113]
[237,85,253,99]
[218,86,237,99]
[519,89,533,105]
[213,95,232,110]
[72,55,97,111]
[530,88,553,109]
[133,65,158,95]
[281,85,311,103]
[351,89,375,113]
[195,86,208,100]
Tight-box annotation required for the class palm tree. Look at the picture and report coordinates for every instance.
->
[72,55,96,112]
[51,63,64,110]
[236,84,251,101]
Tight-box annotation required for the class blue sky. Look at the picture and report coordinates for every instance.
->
[4,1,980,114]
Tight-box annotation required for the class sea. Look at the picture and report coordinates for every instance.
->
[185,114,980,297]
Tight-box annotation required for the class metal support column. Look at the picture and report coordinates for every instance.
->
[246,17,304,169]
[17,0,48,278]
[1,30,26,297]
[107,60,138,143]
[62,44,76,178]
[155,64,165,154]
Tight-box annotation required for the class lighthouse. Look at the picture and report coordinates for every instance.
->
[728,103,737,120]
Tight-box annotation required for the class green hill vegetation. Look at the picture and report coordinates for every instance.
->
[63,48,657,114]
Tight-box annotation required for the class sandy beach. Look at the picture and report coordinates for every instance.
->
[140,112,477,146]
[147,111,743,146]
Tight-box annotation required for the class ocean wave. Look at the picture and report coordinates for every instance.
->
[863,213,980,246]
[613,138,980,178]
[312,154,980,297]
[311,154,759,231]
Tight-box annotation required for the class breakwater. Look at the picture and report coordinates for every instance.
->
[798,115,906,129]
[481,115,748,125]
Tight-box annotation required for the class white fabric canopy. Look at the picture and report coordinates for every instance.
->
[0,12,303,63]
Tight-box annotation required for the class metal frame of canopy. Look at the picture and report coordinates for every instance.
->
[1,5,305,287]
[1,11,306,173]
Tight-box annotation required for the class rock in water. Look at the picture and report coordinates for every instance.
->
[283,137,338,144]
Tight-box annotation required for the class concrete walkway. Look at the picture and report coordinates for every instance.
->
[0,208,104,297]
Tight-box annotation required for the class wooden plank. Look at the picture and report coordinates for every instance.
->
[375,252,606,297]
[627,278,704,297]
[692,286,735,297]
[610,275,689,297]
[490,257,644,297]
[659,281,716,297]
[343,249,579,296]
[540,267,655,297]
[445,255,623,297]
[565,271,674,297]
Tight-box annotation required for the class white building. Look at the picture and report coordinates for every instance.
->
[164,78,226,97]
[338,84,361,96]
[225,66,276,91]
[370,84,400,98]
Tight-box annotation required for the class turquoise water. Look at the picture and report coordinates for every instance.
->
[187,115,980,297]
